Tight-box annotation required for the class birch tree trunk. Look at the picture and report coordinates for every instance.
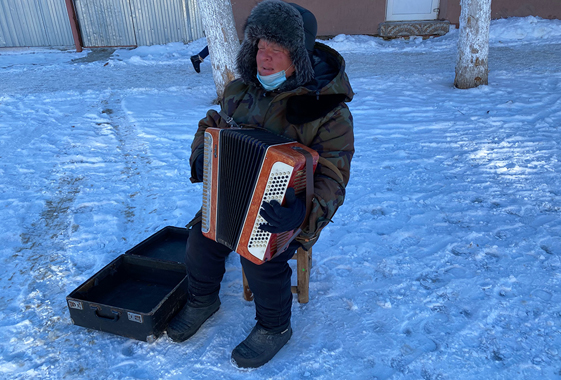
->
[197,0,240,100]
[454,0,492,89]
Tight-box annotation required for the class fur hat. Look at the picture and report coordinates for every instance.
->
[237,0,316,90]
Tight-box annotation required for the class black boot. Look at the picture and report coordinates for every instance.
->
[190,55,203,73]
[231,323,292,368]
[166,296,220,342]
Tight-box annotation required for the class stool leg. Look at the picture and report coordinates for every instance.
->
[291,252,298,296]
[242,268,254,301]
[296,248,311,303]
[244,249,312,303]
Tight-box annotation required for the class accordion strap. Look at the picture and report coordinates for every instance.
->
[297,147,315,227]
[218,110,240,128]
[275,146,315,257]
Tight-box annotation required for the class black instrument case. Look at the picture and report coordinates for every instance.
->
[66,226,189,342]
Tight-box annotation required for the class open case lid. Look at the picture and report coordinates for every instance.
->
[125,226,189,265]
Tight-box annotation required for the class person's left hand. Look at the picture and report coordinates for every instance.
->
[259,188,306,233]
[190,150,204,182]
[194,153,204,181]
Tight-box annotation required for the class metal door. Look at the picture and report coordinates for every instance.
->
[129,0,203,46]
[73,0,204,48]
[0,0,74,47]
[386,0,440,21]
[73,0,136,47]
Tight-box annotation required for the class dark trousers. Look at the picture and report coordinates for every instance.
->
[185,222,294,331]
[198,46,209,59]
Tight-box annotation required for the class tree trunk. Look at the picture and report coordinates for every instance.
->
[197,0,240,101]
[454,0,492,89]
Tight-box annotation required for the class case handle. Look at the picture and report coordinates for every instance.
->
[93,308,120,322]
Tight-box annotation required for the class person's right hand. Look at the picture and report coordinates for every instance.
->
[259,188,306,233]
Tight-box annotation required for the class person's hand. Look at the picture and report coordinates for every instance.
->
[259,188,306,233]
[192,153,204,181]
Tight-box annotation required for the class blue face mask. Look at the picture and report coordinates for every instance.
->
[257,70,287,91]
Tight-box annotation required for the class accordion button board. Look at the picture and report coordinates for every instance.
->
[248,162,293,258]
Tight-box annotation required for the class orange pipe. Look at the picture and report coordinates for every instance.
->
[64,0,83,52]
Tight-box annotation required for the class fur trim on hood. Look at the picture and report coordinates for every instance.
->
[237,0,315,92]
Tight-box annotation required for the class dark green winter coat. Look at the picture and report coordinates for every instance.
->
[190,42,354,250]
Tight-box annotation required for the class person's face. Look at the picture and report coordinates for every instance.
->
[256,39,295,77]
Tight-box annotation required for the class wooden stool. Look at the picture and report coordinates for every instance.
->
[242,247,312,304]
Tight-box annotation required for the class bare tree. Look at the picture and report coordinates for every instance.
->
[197,0,240,100]
[454,0,492,89]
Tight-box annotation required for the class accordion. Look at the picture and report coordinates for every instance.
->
[201,127,319,265]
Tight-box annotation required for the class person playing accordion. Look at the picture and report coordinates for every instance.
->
[167,0,354,368]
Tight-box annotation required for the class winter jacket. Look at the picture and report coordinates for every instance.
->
[190,42,354,250]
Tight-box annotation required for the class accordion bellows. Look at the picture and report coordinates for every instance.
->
[201,127,318,264]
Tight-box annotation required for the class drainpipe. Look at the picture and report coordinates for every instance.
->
[64,0,83,52]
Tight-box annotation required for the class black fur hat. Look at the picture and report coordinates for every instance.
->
[237,0,316,91]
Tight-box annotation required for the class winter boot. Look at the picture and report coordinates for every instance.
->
[166,295,220,342]
[190,55,203,73]
[231,323,292,368]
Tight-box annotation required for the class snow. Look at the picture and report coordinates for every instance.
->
[1,16,560,380]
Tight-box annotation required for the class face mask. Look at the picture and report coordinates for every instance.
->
[257,70,287,91]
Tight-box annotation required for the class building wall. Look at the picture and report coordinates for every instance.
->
[441,0,561,26]
[1,0,559,48]
[232,0,561,37]
[231,0,387,38]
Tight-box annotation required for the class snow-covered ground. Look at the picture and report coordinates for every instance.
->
[1,16,560,380]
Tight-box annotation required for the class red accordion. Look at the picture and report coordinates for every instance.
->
[201,127,319,264]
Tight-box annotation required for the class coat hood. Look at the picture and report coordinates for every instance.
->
[285,42,355,124]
